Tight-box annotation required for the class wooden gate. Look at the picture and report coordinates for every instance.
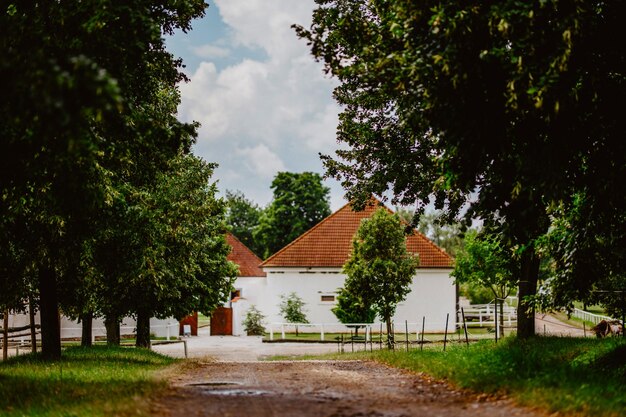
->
[210,307,233,335]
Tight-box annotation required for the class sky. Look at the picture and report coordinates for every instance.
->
[165,0,347,210]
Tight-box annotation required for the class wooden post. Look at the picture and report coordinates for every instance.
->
[583,322,586,338]
[420,316,425,351]
[443,313,449,352]
[494,304,499,344]
[3,309,8,361]
[461,308,469,347]
[379,323,383,350]
[29,296,37,353]
[405,320,409,352]
[351,329,354,352]
[621,291,626,337]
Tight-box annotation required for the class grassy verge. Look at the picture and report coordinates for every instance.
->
[264,327,496,342]
[281,337,626,417]
[0,346,177,417]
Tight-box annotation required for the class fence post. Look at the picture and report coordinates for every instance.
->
[420,316,425,351]
[167,322,171,341]
[461,308,469,347]
[443,313,449,352]
[321,324,325,341]
[405,320,409,352]
[281,324,285,340]
[3,309,8,361]
[495,304,499,343]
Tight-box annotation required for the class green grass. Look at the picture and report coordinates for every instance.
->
[289,337,626,417]
[0,346,177,417]
[573,302,607,315]
[265,327,496,343]
[198,313,211,328]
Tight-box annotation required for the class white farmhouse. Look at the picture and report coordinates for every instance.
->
[226,200,457,336]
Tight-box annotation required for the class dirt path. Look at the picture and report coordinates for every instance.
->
[152,360,545,417]
[535,313,587,337]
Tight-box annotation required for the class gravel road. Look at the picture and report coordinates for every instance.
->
[152,360,546,417]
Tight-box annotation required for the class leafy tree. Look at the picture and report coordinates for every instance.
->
[224,190,264,257]
[460,282,494,305]
[279,292,309,336]
[242,305,266,336]
[254,172,331,258]
[332,287,376,337]
[90,155,237,348]
[296,1,625,338]
[0,1,207,358]
[542,194,626,318]
[453,230,518,336]
[343,208,418,348]
[416,212,466,258]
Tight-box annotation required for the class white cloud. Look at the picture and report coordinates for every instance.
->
[178,1,345,209]
[236,144,286,178]
[191,44,230,59]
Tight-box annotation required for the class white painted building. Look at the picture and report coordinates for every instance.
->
[226,201,456,336]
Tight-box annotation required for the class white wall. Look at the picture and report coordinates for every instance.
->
[232,267,457,334]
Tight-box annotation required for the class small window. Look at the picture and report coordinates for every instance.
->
[321,295,335,302]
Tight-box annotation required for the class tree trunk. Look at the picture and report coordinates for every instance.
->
[80,312,93,347]
[499,299,505,337]
[385,317,394,350]
[105,314,120,346]
[517,247,539,339]
[28,296,37,353]
[135,310,151,348]
[39,266,61,360]
[2,310,8,361]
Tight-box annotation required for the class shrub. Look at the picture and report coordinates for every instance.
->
[242,305,266,335]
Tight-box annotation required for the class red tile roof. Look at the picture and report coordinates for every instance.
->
[226,233,266,277]
[261,200,453,268]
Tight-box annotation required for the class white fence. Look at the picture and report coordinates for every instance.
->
[571,308,616,325]
[59,322,180,342]
[268,319,454,342]
[460,303,517,327]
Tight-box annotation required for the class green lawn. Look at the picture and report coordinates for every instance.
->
[0,346,177,417]
[287,337,626,417]
[265,327,497,343]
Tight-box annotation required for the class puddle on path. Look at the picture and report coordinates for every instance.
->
[187,382,242,387]
[197,388,271,397]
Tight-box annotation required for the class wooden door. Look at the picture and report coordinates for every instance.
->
[210,307,233,335]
